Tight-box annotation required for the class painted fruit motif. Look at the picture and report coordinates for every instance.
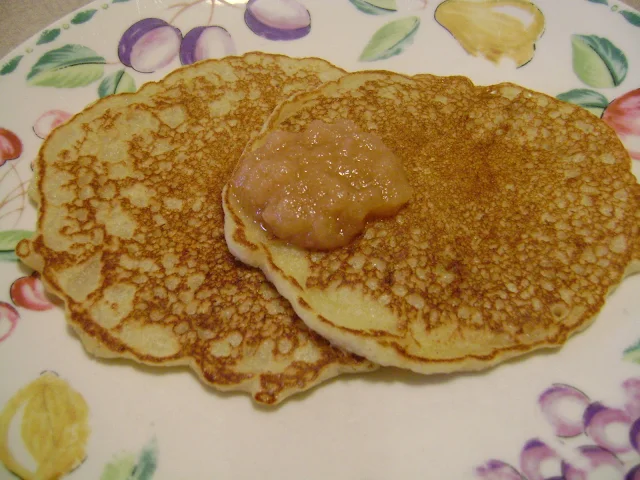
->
[561,445,624,479]
[180,26,236,65]
[603,88,640,160]
[10,273,55,311]
[33,110,72,139]
[0,128,22,166]
[475,459,523,479]
[520,439,561,480]
[583,403,633,454]
[244,0,311,40]
[0,373,90,479]
[538,384,590,437]
[435,0,545,67]
[0,302,19,342]
[477,378,640,479]
[118,18,182,73]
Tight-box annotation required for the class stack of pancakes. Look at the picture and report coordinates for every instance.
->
[18,52,640,405]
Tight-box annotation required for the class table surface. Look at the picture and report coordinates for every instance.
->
[1,0,639,60]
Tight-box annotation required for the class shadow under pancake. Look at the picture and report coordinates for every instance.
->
[359,344,564,388]
[64,319,369,410]
[256,345,566,411]
[66,320,568,412]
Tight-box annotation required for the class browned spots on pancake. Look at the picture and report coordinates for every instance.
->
[230,72,640,372]
[18,53,376,405]
[291,81,634,330]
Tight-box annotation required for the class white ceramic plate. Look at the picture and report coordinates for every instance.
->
[1,0,640,478]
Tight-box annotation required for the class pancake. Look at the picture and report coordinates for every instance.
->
[414,73,474,93]
[223,71,640,374]
[16,53,376,405]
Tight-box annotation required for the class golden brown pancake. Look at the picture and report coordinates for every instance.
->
[17,53,376,405]
[414,73,474,93]
[223,71,640,374]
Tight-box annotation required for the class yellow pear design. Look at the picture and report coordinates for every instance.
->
[0,373,90,479]
[435,0,545,67]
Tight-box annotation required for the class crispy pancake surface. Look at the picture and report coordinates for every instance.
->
[17,53,376,405]
[224,71,640,374]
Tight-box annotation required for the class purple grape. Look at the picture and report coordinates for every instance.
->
[562,445,624,480]
[244,0,311,41]
[627,464,640,480]
[630,417,640,453]
[623,378,640,420]
[538,384,591,437]
[584,402,633,454]
[118,18,182,73]
[179,26,236,65]
[475,459,523,480]
[520,439,561,480]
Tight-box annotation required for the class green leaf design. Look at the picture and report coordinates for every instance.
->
[100,452,136,480]
[360,16,420,62]
[620,10,640,26]
[0,251,19,262]
[71,9,98,25]
[587,0,608,4]
[624,339,640,363]
[27,44,105,88]
[0,56,23,75]
[571,34,628,88]
[556,89,609,117]
[0,230,33,251]
[0,230,32,262]
[130,438,158,480]
[100,438,157,480]
[98,69,136,98]
[37,29,62,45]
[349,0,397,14]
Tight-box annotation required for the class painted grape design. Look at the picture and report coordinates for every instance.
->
[476,379,640,479]
[118,0,312,73]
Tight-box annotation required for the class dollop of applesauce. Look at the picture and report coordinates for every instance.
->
[230,120,412,250]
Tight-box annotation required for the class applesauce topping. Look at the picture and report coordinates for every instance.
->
[230,119,412,250]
